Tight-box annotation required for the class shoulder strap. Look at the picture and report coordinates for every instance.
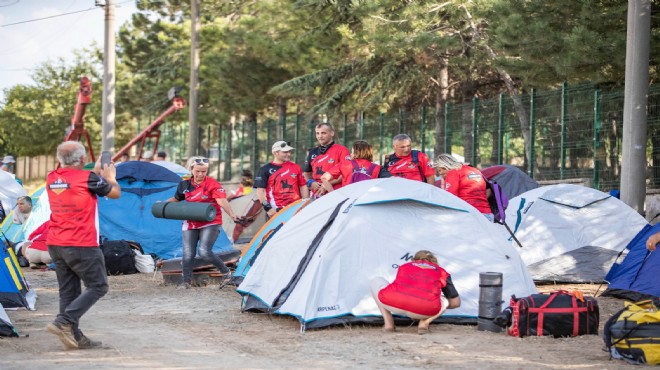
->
[411,150,426,182]
[350,160,360,172]
[367,162,377,177]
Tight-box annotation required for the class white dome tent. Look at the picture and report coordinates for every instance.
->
[504,184,648,283]
[237,177,536,330]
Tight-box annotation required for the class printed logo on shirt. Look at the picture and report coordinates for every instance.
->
[467,172,481,180]
[290,173,298,178]
[48,177,70,195]
[269,168,277,175]
[406,162,417,169]
[328,158,335,164]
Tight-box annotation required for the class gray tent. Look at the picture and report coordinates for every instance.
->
[481,165,539,199]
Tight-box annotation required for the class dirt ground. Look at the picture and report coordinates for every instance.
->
[0,269,641,370]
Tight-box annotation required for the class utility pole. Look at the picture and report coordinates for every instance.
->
[621,0,651,214]
[187,0,200,157]
[101,0,116,153]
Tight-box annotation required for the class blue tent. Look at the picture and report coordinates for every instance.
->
[603,222,660,300]
[98,162,233,259]
[0,242,35,309]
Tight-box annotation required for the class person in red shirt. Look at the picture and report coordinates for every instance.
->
[378,134,435,184]
[371,250,461,334]
[320,140,381,191]
[434,153,494,221]
[165,156,240,289]
[255,141,309,217]
[46,141,121,350]
[303,123,351,197]
[21,220,51,269]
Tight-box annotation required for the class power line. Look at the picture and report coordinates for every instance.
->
[0,0,20,8]
[0,0,134,28]
[0,7,98,27]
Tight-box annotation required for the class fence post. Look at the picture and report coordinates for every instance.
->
[379,112,385,164]
[398,108,404,133]
[529,88,536,178]
[252,118,258,176]
[239,120,245,171]
[421,106,427,153]
[444,102,451,153]
[561,81,567,180]
[593,89,601,189]
[343,114,348,145]
[294,113,300,163]
[472,97,478,164]
[498,93,504,164]
[360,111,365,139]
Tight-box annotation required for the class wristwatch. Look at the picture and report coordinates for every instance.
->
[262,201,272,212]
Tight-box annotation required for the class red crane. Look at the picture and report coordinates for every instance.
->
[112,88,186,162]
[65,76,96,161]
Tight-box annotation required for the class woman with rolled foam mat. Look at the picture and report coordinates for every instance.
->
[164,156,239,289]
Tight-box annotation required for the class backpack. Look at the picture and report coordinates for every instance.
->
[349,160,377,184]
[484,178,508,224]
[380,150,425,181]
[100,240,143,275]
[604,299,660,365]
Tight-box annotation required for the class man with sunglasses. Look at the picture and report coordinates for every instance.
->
[255,141,309,217]
[303,123,350,197]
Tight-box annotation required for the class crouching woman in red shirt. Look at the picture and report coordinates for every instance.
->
[371,250,461,334]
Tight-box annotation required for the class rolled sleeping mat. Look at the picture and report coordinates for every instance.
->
[477,271,503,333]
[151,202,216,221]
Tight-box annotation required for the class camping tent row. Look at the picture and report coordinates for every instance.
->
[237,177,537,330]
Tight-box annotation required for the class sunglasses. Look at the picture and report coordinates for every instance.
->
[193,158,209,164]
[278,142,291,148]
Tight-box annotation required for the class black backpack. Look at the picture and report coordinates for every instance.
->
[100,240,142,275]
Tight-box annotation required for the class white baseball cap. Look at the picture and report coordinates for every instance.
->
[272,141,295,152]
[2,155,15,163]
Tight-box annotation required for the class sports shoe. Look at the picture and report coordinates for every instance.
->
[77,335,102,349]
[176,282,191,290]
[218,273,233,290]
[46,322,79,349]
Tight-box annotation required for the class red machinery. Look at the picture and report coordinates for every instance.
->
[113,88,186,162]
[65,77,95,161]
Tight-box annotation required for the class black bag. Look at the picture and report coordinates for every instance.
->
[506,290,599,338]
[100,240,142,275]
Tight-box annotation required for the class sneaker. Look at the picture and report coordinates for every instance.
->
[77,335,102,349]
[46,322,79,349]
[176,282,191,290]
[218,273,233,290]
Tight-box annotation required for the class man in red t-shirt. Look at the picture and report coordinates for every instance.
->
[303,123,350,197]
[378,134,435,184]
[255,141,309,217]
[45,141,121,350]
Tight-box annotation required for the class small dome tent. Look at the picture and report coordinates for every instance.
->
[237,177,536,330]
[504,184,647,283]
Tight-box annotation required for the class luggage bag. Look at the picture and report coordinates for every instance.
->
[507,290,599,338]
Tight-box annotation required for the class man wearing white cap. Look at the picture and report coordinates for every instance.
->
[255,141,309,217]
[1,155,21,185]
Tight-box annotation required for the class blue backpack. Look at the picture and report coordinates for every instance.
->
[349,160,377,184]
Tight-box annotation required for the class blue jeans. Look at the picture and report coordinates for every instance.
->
[182,225,230,284]
[48,246,109,340]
